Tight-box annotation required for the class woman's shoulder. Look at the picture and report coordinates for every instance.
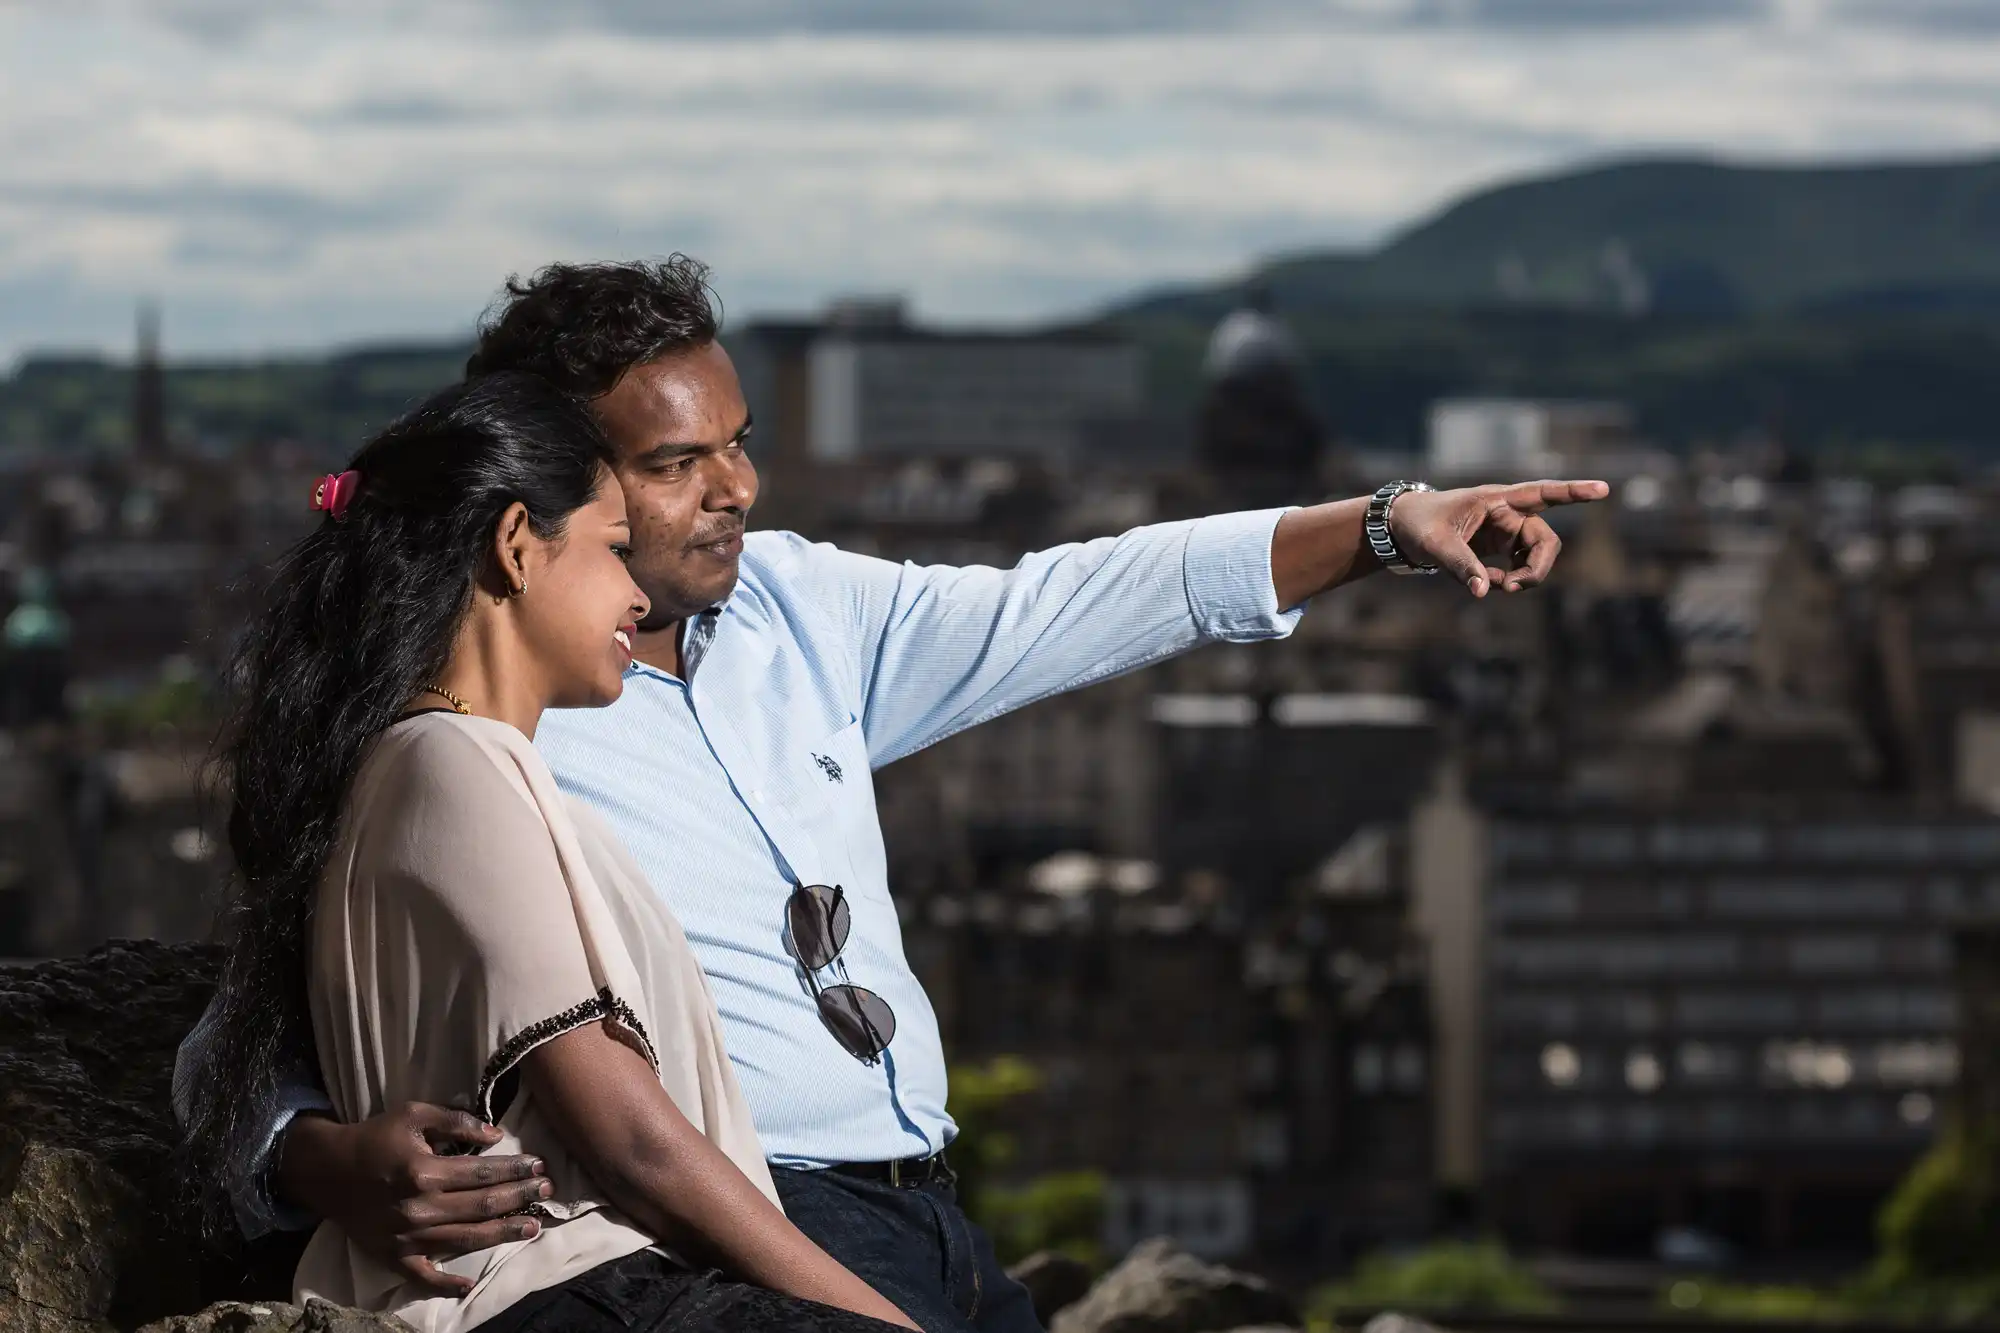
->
[356,712,553,826]
[339,713,576,907]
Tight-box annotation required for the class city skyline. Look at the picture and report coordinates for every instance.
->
[5,1,2000,366]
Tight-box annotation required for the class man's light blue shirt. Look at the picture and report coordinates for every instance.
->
[184,510,1301,1233]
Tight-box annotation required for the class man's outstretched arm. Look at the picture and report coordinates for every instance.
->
[787,478,1609,767]
[784,507,1303,767]
[1270,478,1612,608]
[174,996,550,1294]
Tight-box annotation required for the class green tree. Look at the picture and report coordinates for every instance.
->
[1846,1124,2000,1320]
[947,1058,1105,1268]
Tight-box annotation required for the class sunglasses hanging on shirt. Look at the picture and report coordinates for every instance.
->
[786,882,898,1065]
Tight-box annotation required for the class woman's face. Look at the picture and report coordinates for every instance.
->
[520,472,651,709]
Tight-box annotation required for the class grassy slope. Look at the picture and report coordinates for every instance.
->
[1129,155,2000,318]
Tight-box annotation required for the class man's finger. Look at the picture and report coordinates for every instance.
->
[1500,479,1611,513]
[415,1175,554,1226]
[1430,534,1490,598]
[418,1151,546,1196]
[406,1103,505,1149]
[1507,517,1561,590]
[399,1254,475,1296]
[402,1216,542,1263]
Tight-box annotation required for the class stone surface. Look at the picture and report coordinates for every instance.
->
[0,941,307,1331]
[1359,1315,1450,1333]
[135,1299,409,1333]
[1049,1238,1300,1333]
[1008,1250,1096,1327]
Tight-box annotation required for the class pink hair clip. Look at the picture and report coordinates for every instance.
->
[310,470,361,520]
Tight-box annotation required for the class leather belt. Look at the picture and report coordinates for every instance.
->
[829,1150,955,1189]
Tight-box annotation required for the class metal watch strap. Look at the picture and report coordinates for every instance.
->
[1365,480,1440,575]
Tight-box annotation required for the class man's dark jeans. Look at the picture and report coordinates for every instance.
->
[773,1166,1045,1333]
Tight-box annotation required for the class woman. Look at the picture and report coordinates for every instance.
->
[181,373,916,1333]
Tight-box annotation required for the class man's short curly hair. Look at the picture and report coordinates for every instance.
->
[467,255,720,398]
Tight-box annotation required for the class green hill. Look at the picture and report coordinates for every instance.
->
[0,343,468,459]
[7,155,2000,461]
[1124,155,2000,319]
[1104,155,2000,453]
[1105,302,2000,456]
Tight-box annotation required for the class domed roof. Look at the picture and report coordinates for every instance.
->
[5,567,70,651]
[1202,306,1303,383]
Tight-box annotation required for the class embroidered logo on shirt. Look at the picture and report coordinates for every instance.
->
[813,753,844,784]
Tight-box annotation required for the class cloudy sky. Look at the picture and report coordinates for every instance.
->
[3,0,1999,364]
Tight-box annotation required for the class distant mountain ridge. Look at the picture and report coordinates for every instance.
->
[1119,155,2000,321]
[8,154,2000,457]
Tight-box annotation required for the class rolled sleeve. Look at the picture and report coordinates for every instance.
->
[176,994,333,1238]
[233,1067,335,1238]
[1183,507,1304,641]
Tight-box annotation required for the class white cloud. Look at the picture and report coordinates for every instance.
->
[1,1,1997,363]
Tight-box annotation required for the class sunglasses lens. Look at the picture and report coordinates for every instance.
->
[787,884,849,971]
[816,983,897,1060]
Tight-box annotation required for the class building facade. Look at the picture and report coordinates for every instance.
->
[1483,810,1984,1257]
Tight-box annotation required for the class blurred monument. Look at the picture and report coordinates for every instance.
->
[1196,290,1323,504]
[133,303,168,460]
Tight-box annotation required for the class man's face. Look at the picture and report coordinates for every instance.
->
[592,340,759,628]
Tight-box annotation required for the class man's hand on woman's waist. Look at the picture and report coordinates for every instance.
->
[279,1102,551,1295]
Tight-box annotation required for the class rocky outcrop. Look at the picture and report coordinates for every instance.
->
[1358,1315,1450,1333]
[135,1300,407,1333]
[0,941,304,1332]
[1007,1250,1095,1327]
[1048,1238,1301,1333]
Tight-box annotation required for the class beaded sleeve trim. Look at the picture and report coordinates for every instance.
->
[475,986,659,1124]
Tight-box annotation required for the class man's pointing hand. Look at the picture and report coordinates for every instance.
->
[1389,479,1611,597]
[1269,478,1611,608]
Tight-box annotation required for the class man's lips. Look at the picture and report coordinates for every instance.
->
[688,529,744,558]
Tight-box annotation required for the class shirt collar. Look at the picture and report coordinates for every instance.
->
[625,604,724,684]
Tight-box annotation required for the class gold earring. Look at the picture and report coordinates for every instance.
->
[511,577,528,598]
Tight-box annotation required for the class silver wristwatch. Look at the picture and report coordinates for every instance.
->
[1364,480,1440,575]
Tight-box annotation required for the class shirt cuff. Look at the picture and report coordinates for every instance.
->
[1182,507,1304,642]
[231,1079,336,1238]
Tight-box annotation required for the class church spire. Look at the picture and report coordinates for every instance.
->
[134,301,166,459]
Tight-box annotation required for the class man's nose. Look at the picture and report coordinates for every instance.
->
[701,450,757,512]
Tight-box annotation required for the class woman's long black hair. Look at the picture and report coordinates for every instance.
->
[181,372,616,1228]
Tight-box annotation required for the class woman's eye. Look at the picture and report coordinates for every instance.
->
[611,543,633,562]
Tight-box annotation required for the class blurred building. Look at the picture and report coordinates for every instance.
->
[1481,811,1979,1259]
[1195,297,1324,503]
[1953,920,2000,1132]
[1152,690,1438,912]
[2,568,71,727]
[0,307,263,956]
[909,826,1435,1270]
[1427,397,1673,488]
[732,299,1148,468]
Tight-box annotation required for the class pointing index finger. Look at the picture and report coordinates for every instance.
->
[1502,479,1611,512]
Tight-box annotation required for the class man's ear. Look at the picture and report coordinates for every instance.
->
[491,502,533,597]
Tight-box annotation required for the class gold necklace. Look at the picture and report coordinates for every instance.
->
[422,684,472,715]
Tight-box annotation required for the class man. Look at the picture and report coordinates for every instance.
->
[178,256,1604,1333]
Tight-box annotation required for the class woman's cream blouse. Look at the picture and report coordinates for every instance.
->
[295,711,778,1333]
